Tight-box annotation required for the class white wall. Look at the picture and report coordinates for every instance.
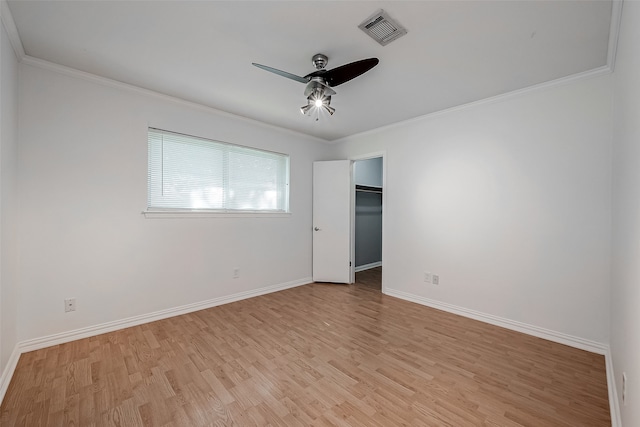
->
[17,62,332,342]
[0,15,20,374]
[335,75,613,344]
[611,1,640,424]
[3,11,627,420]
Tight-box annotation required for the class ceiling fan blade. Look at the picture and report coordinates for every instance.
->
[252,63,309,84]
[305,58,379,87]
[304,80,337,97]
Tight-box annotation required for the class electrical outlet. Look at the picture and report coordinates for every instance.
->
[432,275,440,285]
[623,372,627,405]
[424,272,432,283]
[64,298,76,313]
[233,268,240,279]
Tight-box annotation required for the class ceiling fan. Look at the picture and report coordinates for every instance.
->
[252,54,379,119]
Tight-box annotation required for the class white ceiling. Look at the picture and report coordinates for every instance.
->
[7,0,613,141]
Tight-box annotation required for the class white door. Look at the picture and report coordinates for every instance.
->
[313,160,352,283]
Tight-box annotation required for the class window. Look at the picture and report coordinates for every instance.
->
[148,128,289,213]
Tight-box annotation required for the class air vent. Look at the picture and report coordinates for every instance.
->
[358,9,407,46]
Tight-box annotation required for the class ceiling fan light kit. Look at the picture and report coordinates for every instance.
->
[252,53,379,120]
[300,88,334,120]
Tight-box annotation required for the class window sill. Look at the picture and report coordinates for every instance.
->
[142,210,292,219]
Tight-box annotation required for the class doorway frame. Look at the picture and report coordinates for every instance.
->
[349,151,386,292]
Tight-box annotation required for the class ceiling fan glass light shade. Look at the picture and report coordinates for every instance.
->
[301,89,334,117]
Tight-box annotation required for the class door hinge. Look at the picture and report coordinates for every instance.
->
[350,262,352,266]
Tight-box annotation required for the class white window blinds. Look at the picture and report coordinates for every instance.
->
[148,128,289,212]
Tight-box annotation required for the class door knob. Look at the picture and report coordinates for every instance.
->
[314,227,321,231]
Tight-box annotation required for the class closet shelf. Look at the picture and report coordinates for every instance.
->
[356,185,383,194]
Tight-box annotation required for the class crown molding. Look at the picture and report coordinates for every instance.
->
[0,0,25,60]
[332,0,624,145]
[21,55,330,144]
[6,0,625,145]
[607,0,624,72]
[332,65,613,144]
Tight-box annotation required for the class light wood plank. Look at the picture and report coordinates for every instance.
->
[1,268,610,425]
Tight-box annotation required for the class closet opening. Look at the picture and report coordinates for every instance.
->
[353,157,383,291]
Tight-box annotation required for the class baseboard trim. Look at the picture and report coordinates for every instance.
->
[355,262,382,272]
[384,288,608,355]
[384,288,622,423]
[18,277,311,354]
[605,346,622,427]
[1,276,311,406]
[3,279,619,426]
[0,344,21,405]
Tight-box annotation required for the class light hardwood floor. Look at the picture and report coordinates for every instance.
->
[1,271,610,426]
[354,267,382,292]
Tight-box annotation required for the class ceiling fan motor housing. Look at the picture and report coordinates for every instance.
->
[312,54,328,70]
